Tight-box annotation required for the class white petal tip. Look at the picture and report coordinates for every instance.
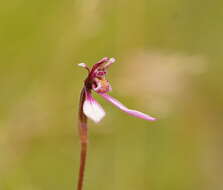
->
[109,57,116,63]
[78,63,87,67]
[147,117,157,122]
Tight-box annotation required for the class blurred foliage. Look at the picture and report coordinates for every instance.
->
[0,0,223,189]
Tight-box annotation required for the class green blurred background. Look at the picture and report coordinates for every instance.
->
[1,0,223,189]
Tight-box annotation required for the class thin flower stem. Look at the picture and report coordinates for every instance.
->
[77,140,87,190]
[77,88,88,190]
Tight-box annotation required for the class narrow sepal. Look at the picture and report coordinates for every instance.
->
[98,93,156,121]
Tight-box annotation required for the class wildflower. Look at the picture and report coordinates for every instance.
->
[77,57,156,190]
[78,57,156,123]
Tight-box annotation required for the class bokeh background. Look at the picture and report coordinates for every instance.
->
[1,0,223,189]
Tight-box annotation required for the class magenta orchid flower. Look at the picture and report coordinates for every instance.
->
[76,57,156,190]
[78,57,156,123]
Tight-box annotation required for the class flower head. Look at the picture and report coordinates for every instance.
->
[79,57,156,123]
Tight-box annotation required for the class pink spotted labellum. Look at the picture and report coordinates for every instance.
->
[78,57,156,123]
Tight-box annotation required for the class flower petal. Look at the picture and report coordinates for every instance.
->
[83,91,106,123]
[90,57,113,77]
[98,93,156,121]
[78,63,87,67]
[90,57,109,74]
[78,63,90,72]
[104,57,116,68]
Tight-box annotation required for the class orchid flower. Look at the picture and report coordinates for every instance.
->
[76,57,156,190]
[78,57,156,123]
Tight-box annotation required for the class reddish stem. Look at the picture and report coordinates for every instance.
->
[77,88,88,190]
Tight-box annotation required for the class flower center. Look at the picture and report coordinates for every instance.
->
[93,78,111,93]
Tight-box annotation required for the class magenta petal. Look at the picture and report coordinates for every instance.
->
[98,93,156,121]
[90,57,109,76]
